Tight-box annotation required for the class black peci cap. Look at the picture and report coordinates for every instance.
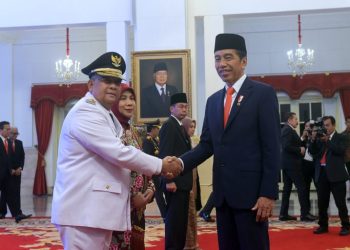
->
[170,93,187,106]
[153,62,168,73]
[214,33,247,53]
[81,52,126,80]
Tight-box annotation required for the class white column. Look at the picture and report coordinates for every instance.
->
[203,15,224,98]
[106,21,130,81]
[0,43,13,122]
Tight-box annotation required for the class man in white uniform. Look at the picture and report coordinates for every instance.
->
[51,52,181,250]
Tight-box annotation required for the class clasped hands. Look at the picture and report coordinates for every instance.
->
[161,156,182,179]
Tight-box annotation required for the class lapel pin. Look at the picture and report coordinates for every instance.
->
[237,95,244,106]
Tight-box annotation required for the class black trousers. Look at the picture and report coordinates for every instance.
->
[201,191,215,215]
[152,176,167,219]
[279,169,309,217]
[317,167,349,228]
[164,190,190,250]
[0,173,21,217]
[216,201,269,250]
[301,159,317,212]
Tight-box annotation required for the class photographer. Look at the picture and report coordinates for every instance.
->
[300,120,317,214]
[310,116,350,236]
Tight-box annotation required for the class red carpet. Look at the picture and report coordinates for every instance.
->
[1,217,350,249]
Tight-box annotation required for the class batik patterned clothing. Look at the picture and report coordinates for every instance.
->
[110,126,155,250]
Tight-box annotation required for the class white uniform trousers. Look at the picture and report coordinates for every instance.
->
[55,224,112,250]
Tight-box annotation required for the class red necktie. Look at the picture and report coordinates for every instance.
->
[4,139,8,154]
[320,149,327,165]
[224,87,235,127]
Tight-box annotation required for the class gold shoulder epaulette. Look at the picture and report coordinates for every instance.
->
[86,98,96,105]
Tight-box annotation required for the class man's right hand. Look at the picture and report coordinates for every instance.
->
[161,156,182,179]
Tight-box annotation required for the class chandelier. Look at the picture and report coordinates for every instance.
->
[287,15,314,78]
[55,27,80,83]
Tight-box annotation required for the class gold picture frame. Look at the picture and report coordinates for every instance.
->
[132,49,191,124]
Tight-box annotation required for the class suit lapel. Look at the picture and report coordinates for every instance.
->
[170,116,190,147]
[224,78,253,131]
[217,87,226,130]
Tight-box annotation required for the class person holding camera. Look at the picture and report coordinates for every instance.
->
[300,120,318,214]
[310,116,350,236]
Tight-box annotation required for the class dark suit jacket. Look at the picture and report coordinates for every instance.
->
[11,139,25,170]
[281,124,304,170]
[159,116,193,191]
[181,77,281,209]
[0,138,14,187]
[141,84,178,118]
[310,132,349,183]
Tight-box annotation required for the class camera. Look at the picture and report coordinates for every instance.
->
[314,117,327,137]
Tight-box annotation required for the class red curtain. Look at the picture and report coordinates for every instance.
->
[33,99,54,195]
[340,89,350,118]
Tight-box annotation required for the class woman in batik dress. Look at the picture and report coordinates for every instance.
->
[109,84,155,250]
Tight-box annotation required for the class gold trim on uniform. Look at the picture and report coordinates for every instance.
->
[86,99,96,105]
[90,68,123,79]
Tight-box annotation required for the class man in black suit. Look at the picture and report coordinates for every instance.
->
[0,127,31,221]
[0,122,29,222]
[279,112,316,222]
[310,116,350,236]
[179,34,280,250]
[141,62,179,118]
[159,93,192,250]
[0,121,12,196]
[142,121,167,220]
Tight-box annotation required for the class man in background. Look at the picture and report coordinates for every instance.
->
[159,93,193,250]
[300,120,318,213]
[0,122,30,222]
[141,62,178,118]
[279,113,316,222]
[310,116,350,236]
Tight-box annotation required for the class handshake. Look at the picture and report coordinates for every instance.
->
[160,156,183,179]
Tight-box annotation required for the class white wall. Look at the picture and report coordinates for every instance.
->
[134,0,186,51]
[0,0,131,28]
[192,0,350,16]
[0,43,13,122]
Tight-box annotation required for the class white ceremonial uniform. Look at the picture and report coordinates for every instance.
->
[51,92,162,232]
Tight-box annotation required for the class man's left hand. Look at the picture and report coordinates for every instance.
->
[251,197,275,222]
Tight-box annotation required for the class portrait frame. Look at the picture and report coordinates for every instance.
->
[132,49,191,124]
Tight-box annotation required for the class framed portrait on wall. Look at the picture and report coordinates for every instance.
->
[132,50,191,124]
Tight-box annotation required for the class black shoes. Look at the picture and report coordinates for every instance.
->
[313,226,328,234]
[301,213,317,222]
[339,227,350,236]
[199,211,215,222]
[279,215,297,221]
[15,213,32,223]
